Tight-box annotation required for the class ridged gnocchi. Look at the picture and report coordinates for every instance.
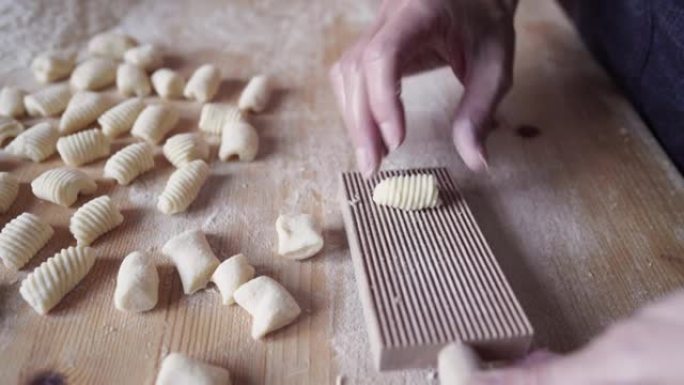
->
[162,133,209,168]
[5,122,59,162]
[57,128,111,166]
[69,195,123,246]
[198,103,242,135]
[219,119,259,162]
[24,83,71,117]
[104,142,155,185]
[0,116,23,145]
[372,174,440,211]
[0,212,54,270]
[157,159,210,215]
[117,63,151,97]
[124,44,163,71]
[0,172,19,213]
[59,91,112,134]
[0,86,26,118]
[88,31,137,59]
[31,167,97,207]
[151,68,184,99]
[70,58,117,91]
[98,98,145,138]
[184,64,220,102]
[31,51,76,83]
[131,104,179,144]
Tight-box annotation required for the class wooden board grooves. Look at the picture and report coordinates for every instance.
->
[339,168,534,370]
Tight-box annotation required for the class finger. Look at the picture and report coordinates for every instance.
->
[451,42,512,172]
[329,63,346,113]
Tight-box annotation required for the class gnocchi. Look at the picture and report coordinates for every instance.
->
[19,246,95,314]
[238,75,272,113]
[98,98,145,138]
[5,122,59,162]
[0,172,19,213]
[372,174,440,211]
[275,214,324,260]
[157,160,210,215]
[0,212,54,270]
[184,64,220,102]
[31,167,97,207]
[0,86,26,118]
[162,133,209,168]
[31,51,76,83]
[151,68,185,99]
[117,63,151,97]
[24,83,71,117]
[114,251,159,313]
[0,116,23,145]
[103,142,155,185]
[124,44,163,71]
[56,128,111,166]
[438,342,480,385]
[198,103,242,135]
[233,276,301,339]
[69,195,123,246]
[70,57,117,91]
[59,91,112,134]
[88,31,137,59]
[131,104,179,144]
[211,254,255,305]
[156,353,231,385]
[162,229,220,294]
[219,119,259,162]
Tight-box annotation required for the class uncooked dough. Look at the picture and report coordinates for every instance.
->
[211,254,255,305]
[438,342,480,385]
[114,251,159,313]
[233,276,301,339]
[162,229,220,294]
[155,353,231,385]
[372,174,440,211]
[275,213,324,260]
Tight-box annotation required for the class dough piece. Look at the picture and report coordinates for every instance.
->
[0,86,26,118]
[5,122,59,162]
[31,167,97,207]
[184,64,221,102]
[131,104,179,144]
[117,63,151,97]
[372,174,440,211]
[0,172,19,213]
[59,91,112,134]
[104,142,155,185]
[238,75,271,113]
[57,128,111,166]
[69,195,123,246]
[233,276,301,339]
[162,229,220,294]
[219,119,259,162]
[24,83,71,117]
[0,116,23,146]
[98,98,145,138]
[275,214,324,260]
[19,246,95,314]
[0,212,54,270]
[211,254,255,305]
[151,69,185,99]
[157,160,210,215]
[199,103,242,135]
[31,51,76,83]
[438,342,480,385]
[70,58,117,91]
[156,353,231,385]
[124,44,163,71]
[88,31,137,59]
[163,133,209,168]
[114,251,159,312]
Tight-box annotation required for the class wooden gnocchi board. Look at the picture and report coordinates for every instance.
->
[0,0,683,384]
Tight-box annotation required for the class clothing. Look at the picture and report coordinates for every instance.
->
[567,0,684,173]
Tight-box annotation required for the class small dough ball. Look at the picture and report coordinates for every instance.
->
[218,120,259,162]
[438,342,480,385]
[275,213,324,260]
[233,276,301,339]
[211,254,255,305]
[88,31,137,59]
[152,68,185,99]
[162,229,220,294]
[114,251,159,312]
[156,353,231,385]
[124,44,163,71]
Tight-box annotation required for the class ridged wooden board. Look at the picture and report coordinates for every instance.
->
[339,168,534,370]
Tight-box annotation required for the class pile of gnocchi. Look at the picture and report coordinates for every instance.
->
[0,31,324,384]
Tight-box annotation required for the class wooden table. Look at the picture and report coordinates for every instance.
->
[1,0,682,384]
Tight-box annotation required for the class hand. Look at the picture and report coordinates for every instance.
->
[330,0,518,177]
[468,289,684,385]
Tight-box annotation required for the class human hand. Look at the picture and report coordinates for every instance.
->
[330,0,518,177]
[466,289,684,385]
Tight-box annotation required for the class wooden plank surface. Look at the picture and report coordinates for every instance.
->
[1,0,683,384]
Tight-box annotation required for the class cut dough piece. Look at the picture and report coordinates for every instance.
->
[199,103,242,135]
[57,128,111,166]
[219,119,258,162]
[233,276,301,339]
[114,251,159,312]
[59,91,111,134]
[69,195,123,246]
[98,98,145,138]
[70,58,117,91]
[5,122,59,162]
[0,172,19,213]
[162,229,220,294]
[157,159,210,215]
[31,51,76,83]
[0,212,54,270]
[19,246,95,314]
[117,63,151,97]
[163,133,209,168]
[0,86,26,118]
[372,174,439,211]
[104,142,155,185]
[131,104,179,144]
[151,68,185,99]
[124,44,163,71]
[0,116,23,146]
[276,214,324,260]
[211,254,255,305]
[184,64,220,102]
[31,167,97,207]
[156,353,231,385]
[88,31,137,59]
[238,75,271,113]
[438,342,480,385]
[24,83,71,117]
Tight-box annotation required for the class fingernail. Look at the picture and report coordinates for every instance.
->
[356,148,375,177]
[381,123,400,151]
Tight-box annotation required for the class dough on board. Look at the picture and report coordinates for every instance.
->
[0,212,53,270]
[438,342,480,385]
[114,251,159,313]
[155,353,231,385]
[234,275,301,339]
[211,254,255,305]
[275,213,324,260]
[5,122,59,162]
[162,229,220,294]
[372,174,440,211]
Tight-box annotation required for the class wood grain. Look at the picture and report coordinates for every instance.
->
[0,0,683,384]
